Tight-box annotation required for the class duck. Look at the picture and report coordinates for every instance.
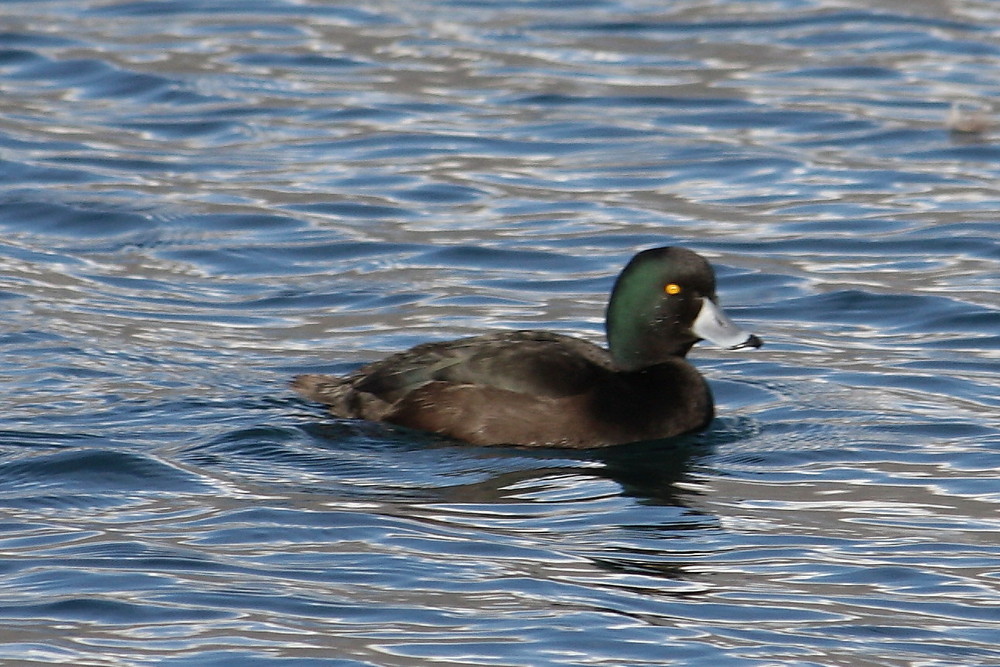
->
[292,246,761,448]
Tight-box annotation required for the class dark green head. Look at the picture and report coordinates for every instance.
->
[605,246,761,370]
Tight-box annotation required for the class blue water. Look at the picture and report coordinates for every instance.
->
[2,0,999,664]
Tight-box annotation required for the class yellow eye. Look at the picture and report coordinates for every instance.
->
[664,283,682,295]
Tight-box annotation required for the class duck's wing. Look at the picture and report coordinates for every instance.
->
[366,331,619,446]
[292,330,613,429]
[354,330,613,401]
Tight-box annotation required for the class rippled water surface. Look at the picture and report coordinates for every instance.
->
[2,0,999,664]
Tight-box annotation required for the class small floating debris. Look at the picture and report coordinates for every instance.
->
[946,102,992,134]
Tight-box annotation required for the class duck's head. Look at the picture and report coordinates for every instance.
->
[605,246,762,370]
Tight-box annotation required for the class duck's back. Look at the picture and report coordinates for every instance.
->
[294,331,610,413]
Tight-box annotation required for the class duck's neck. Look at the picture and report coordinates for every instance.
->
[605,310,695,371]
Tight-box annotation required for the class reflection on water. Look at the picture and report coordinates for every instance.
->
[1,0,999,664]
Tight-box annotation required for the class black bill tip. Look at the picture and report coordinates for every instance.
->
[728,334,763,351]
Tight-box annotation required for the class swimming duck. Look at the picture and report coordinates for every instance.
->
[292,246,761,448]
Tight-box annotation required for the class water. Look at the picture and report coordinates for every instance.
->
[1,0,999,664]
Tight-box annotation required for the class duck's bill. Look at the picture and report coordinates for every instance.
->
[692,298,763,350]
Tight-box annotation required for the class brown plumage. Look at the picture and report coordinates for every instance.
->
[292,247,761,447]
